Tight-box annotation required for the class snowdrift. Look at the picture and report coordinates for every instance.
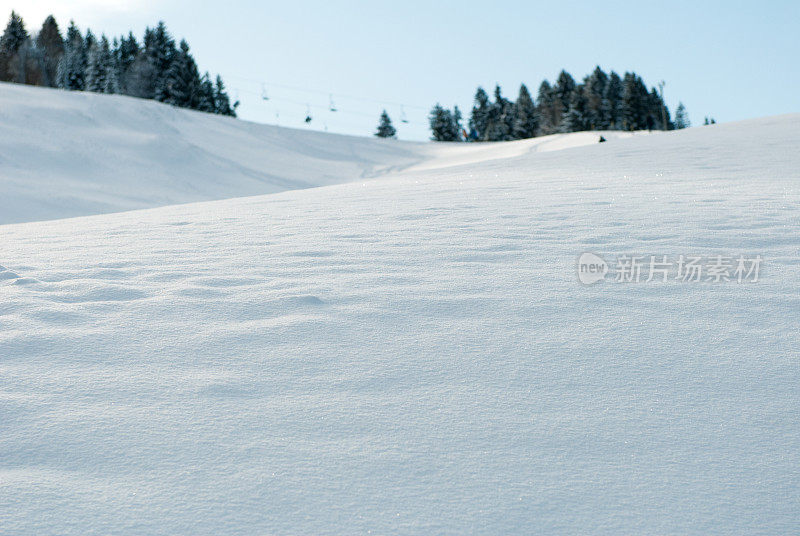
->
[1,82,800,534]
[0,82,638,224]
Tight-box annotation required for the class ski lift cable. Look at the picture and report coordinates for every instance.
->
[227,74,428,111]
[233,87,408,122]
[240,98,408,131]
[233,86,425,130]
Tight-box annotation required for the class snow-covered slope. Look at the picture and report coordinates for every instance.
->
[1,83,799,534]
[0,82,638,224]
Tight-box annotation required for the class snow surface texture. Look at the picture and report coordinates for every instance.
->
[0,82,638,225]
[1,84,799,534]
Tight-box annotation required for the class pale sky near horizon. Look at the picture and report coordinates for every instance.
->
[3,0,798,140]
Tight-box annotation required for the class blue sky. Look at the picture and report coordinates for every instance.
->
[6,0,799,140]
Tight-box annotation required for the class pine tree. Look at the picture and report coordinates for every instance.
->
[85,35,118,93]
[162,39,201,108]
[511,83,537,139]
[213,75,236,116]
[562,85,588,132]
[674,102,689,129]
[484,85,513,141]
[429,103,460,141]
[84,29,96,51]
[23,40,46,85]
[0,11,27,56]
[114,32,139,93]
[375,110,396,138]
[125,49,154,98]
[36,15,64,87]
[140,22,175,101]
[102,40,119,93]
[621,72,636,130]
[621,72,650,131]
[85,41,100,90]
[196,72,216,112]
[552,70,576,131]
[583,66,608,130]
[602,71,623,130]
[537,80,558,134]
[647,87,670,130]
[453,105,463,138]
[56,21,86,90]
[0,11,30,83]
[468,87,490,140]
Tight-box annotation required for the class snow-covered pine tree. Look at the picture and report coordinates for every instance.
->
[536,80,558,135]
[124,44,155,98]
[552,70,576,132]
[622,72,650,131]
[181,43,202,109]
[428,104,460,141]
[375,110,397,138]
[213,75,236,116]
[85,35,118,93]
[84,29,96,52]
[57,21,86,90]
[143,22,175,102]
[453,105,464,138]
[621,73,635,130]
[500,86,515,140]
[101,37,119,94]
[645,87,658,130]
[36,15,64,87]
[647,87,671,130]
[429,104,446,140]
[162,39,201,108]
[0,11,30,83]
[484,85,513,141]
[468,87,490,141]
[0,11,26,53]
[602,71,623,130]
[562,85,588,132]
[114,32,139,94]
[583,66,608,130]
[511,83,537,139]
[674,102,690,129]
[196,72,216,113]
[84,41,100,91]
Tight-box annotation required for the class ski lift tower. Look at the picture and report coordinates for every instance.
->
[658,80,667,130]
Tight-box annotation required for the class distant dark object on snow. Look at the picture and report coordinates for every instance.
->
[598,135,607,143]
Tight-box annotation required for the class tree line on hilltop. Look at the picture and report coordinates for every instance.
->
[424,67,691,142]
[1,12,699,139]
[0,11,237,116]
